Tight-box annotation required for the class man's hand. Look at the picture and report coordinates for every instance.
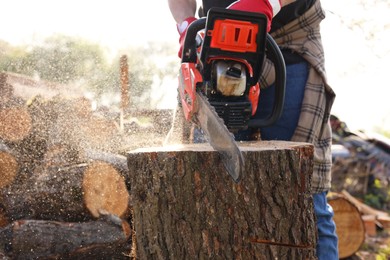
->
[228,0,281,32]
[177,16,197,58]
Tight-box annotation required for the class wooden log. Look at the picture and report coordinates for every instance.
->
[341,190,389,218]
[1,96,55,174]
[0,208,9,228]
[84,149,128,172]
[0,142,19,189]
[83,161,130,218]
[0,213,131,259]
[1,161,129,221]
[339,190,390,230]
[328,195,365,259]
[0,106,32,142]
[127,141,316,259]
[361,214,377,236]
[3,92,125,176]
[84,149,130,191]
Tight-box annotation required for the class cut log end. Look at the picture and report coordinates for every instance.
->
[0,107,32,142]
[328,196,365,258]
[0,151,19,188]
[83,161,129,218]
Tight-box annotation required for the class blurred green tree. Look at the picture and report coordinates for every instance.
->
[0,36,178,109]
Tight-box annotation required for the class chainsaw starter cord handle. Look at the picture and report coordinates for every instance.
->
[248,34,286,128]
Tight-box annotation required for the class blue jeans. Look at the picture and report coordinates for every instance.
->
[238,62,338,259]
[313,192,339,259]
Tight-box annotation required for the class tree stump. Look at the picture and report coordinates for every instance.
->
[127,141,316,259]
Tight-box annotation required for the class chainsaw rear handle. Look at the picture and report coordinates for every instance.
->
[181,15,286,129]
[248,34,286,128]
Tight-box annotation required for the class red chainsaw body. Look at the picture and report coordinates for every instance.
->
[179,62,203,121]
[179,8,285,133]
[176,8,286,181]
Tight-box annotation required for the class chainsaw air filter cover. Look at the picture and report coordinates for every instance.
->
[213,60,246,96]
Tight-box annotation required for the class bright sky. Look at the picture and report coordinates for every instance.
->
[1,0,389,132]
[1,0,178,49]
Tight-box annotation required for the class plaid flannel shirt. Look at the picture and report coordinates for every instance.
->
[260,0,336,193]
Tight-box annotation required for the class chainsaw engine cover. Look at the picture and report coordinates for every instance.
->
[199,8,268,87]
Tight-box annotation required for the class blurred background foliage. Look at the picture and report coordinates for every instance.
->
[0,34,178,110]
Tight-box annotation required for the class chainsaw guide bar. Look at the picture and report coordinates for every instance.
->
[195,92,244,182]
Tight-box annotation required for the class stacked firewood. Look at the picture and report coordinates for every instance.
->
[329,115,390,258]
[328,190,390,258]
[0,72,134,259]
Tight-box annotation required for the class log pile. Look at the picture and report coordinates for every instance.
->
[330,115,390,205]
[329,190,390,258]
[1,71,319,259]
[0,214,131,259]
[330,115,390,258]
[0,72,133,258]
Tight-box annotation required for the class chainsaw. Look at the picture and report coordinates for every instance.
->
[178,8,286,182]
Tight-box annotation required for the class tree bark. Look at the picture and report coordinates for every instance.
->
[127,141,317,259]
[0,208,9,228]
[0,214,131,259]
[1,161,129,221]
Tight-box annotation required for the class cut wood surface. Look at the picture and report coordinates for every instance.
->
[1,161,129,221]
[83,161,130,218]
[0,143,19,189]
[0,214,131,259]
[328,195,365,259]
[127,141,316,260]
[0,106,32,142]
[0,152,18,189]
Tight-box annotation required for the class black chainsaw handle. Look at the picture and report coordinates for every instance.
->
[248,34,286,128]
[181,18,206,63]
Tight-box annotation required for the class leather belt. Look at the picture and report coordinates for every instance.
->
[280,48,306,65]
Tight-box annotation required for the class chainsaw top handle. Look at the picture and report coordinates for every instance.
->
[181,8,286,129]
[181,18,206,63]
[248,34,285,128]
